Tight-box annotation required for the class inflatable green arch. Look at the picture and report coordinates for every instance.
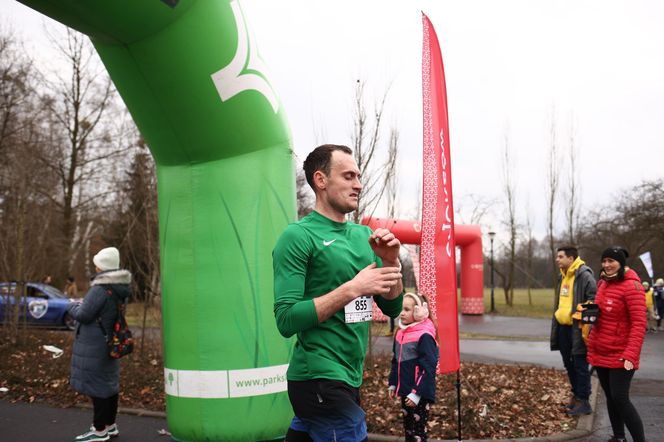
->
[17,0,295,440]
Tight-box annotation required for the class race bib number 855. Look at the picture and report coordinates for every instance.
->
[344,296,373,323]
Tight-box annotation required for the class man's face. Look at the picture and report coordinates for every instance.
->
[319,151,362,215]
[556,251,575,271]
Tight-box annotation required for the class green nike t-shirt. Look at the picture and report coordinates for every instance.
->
[273,210,403,387]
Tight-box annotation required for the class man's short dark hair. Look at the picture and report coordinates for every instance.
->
[556,245,579,260]
[303,144,352,191]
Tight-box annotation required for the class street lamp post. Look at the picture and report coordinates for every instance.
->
[489,231,496,313]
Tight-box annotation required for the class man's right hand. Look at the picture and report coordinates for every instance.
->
[349,263,402,298]
[313,263,402,323]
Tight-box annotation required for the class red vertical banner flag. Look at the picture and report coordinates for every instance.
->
[419,12,460,374]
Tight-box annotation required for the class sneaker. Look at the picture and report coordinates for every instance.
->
[75,426,109,442]
[607,437,627,442]
[567,399,592,416]
[105,423,119,438]
[564,396,580,410]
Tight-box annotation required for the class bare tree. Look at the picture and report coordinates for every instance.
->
[523,199,535,305]
[349,79,400,363]
[385,128,399,219]
[577,179,664,278]
[0,29,60,344]
[0,30,32,281]
[546,107,561,287]
[500,129,517,306]
[350,79,399,223]
[39,27,128,280]
[455,194,495,226]
[0,30,34,154]
[565,115,580,245]
[413,181,422,221]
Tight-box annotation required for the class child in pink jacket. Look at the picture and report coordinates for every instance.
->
[388,292,438,442]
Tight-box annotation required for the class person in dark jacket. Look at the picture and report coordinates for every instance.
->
[549,245,596,415]
[388,293,438,442]
[587,246,646,442]
[654,278,664,331]
[67,247,132,442]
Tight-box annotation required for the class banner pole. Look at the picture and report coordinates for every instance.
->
[456,369,462,441]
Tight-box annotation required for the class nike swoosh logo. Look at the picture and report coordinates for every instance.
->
[323,240,336,246]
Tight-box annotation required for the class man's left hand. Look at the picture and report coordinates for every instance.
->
[369,228,401,264]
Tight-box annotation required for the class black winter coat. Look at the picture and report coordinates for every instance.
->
[67,269,131,398]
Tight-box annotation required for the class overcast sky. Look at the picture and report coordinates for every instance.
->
[3,0,663,242]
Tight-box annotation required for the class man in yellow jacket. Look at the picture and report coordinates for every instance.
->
[550,245,597,416]
[643,281,656,332]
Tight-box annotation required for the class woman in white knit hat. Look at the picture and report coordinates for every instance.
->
[66,247,132,442]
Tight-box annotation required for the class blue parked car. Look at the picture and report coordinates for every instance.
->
[0,282,77,330]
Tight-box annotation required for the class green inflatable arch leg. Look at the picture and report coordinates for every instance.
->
[17,0,295,440]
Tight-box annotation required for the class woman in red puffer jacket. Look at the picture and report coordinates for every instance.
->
[587,246,646,442]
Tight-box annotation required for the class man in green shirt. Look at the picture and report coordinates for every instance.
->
[273,144,403,442]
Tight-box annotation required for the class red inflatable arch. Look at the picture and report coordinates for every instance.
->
[362,217,484,315]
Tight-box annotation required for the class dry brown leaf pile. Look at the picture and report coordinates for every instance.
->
[1,330,575,440]
[362,355,576,440]
[0,329,165,410]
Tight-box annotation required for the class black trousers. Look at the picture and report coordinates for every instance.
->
[91,394,118,431]
[595,367,645,442]
[401,397,431,442]
[557,325,591,400]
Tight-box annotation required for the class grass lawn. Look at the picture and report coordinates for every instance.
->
[480,287,553,318]
[408,285,554,318]
[125,302,162,328]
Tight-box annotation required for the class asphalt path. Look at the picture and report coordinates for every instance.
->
[0,400,169,442]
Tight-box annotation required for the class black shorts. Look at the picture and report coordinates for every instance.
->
[287,379,367,442]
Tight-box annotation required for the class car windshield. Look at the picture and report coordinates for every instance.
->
[33,284,67,299]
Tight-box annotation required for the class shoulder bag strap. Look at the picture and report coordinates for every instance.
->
[117,295,129,329]
[96,287,114,339]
